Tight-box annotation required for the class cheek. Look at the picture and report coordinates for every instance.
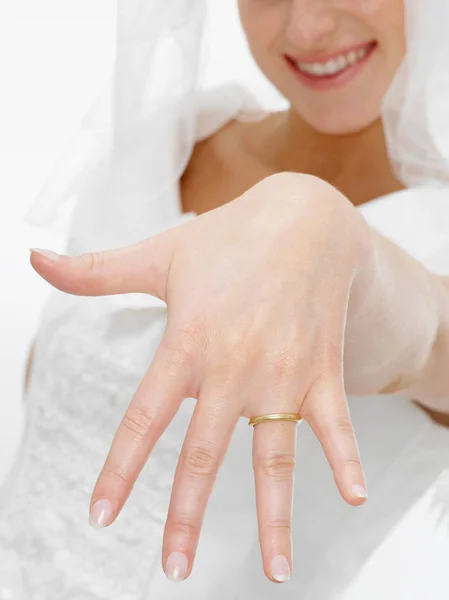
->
[238,0,284,53]
[361,0,406,61]
[375,18,406,77]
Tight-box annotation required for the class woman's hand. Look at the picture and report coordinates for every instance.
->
[30,172,373,583]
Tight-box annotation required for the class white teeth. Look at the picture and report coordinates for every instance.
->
[296,46,369,77]
[336,56,347,70]
[324,59,339,75]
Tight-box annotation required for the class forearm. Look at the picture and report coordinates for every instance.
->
[344,225,449,407]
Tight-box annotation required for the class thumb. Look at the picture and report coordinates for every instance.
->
[29,229,178,301]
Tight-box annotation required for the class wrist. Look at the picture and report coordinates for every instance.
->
[346,220,381,325]
[404,274,449,411]
[345,226,442,397]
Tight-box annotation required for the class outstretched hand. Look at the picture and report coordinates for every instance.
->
[30,172,373,583]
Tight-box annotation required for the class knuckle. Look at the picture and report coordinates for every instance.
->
[258,453,296,482]
[206,340,254,389]
[83,251,105,276]
[103,467,132,486]
[158,340,190,374]
[178,316,208,347]
[80,251,108,293]
[258,172,336,206]
[343,458,362,469]
[165,315,209,357]
[168,519,199,538]
[333,417,355,436]
[265,516,292,533]
[223,346,252,381]
[182,444,216,477]
[122,405,155,439]
[261,171,311,189]
[268,350,297,383]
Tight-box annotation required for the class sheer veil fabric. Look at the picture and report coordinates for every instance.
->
[382,0,449,187]
[23,0,449,247]
[24,0,209,253]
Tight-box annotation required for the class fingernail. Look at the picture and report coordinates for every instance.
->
[351,484,368,499]
[165,551,188,582]
[89,499,114,529]
[30,248,61,261]
[270,554,291,582]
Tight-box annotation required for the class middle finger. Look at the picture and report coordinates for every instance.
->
[162,383,241,582]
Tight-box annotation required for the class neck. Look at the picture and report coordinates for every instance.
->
[246,107,404,206]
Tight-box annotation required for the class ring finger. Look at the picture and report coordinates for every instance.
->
[253,417,299,583]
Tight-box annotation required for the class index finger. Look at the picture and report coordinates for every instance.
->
[88,340,189,528]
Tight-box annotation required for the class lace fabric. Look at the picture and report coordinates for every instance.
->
[0,290,191,599]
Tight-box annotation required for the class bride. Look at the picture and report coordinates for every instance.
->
[2,0,449,598]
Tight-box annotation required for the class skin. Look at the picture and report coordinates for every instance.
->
[29,178,449,584]
[30,177,374,584]
[26,0,449,587]
[234,0,406,205]
[238,0,406,136]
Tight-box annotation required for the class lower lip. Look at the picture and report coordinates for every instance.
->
[285,42,377,92]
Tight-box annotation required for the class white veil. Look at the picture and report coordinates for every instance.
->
[23,0,209,253]
[23,0,449,251]
[382,0,449,187]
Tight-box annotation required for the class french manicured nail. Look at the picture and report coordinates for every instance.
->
[270,554,291,582]
[351,484,368,499]
[165,551,188,582]
[30,248,61,261]
[89,499,114,529]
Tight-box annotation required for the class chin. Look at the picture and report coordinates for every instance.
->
[277,64,389,135]
[291,102,381,135]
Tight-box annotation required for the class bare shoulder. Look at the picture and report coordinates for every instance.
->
[179,116,277,215]
[180,119,235,199]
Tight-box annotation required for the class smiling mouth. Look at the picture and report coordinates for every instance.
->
[286,41,377,82]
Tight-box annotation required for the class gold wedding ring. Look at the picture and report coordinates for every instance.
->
[248,413,303,427]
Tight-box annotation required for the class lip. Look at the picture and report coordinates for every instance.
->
[286,40,376,65]
[285,41,377,92]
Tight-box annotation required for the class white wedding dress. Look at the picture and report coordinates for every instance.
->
[2,84,449,600]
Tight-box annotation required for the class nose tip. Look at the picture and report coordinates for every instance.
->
[286,8,337,48]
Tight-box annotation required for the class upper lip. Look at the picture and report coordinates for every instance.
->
[286,40,376,64]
